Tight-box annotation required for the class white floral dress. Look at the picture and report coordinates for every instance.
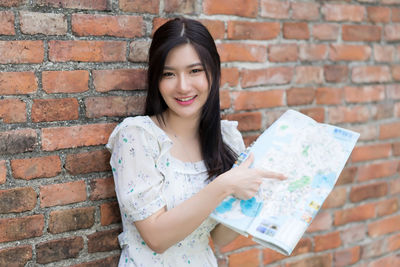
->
[106,116,245,267]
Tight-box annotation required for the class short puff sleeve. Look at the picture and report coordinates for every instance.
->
[106,118,166,222]
[221,120,245,155]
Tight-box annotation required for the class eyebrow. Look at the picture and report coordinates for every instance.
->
[163,63,203,70]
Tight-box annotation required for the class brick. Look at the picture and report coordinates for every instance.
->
[49,207,95,234]
[299,44,327,61]
[323,65,348,83]
[0,0,26,7]
[0,161,5,184]
[384,24,400,41]
[41,123,116,151]
[316,87,343,105]
[380,122,400,139]
[227,21,280,40]
[217,43,267,63]
[376,198,399,217]
[19,11,67,35]
[223,112,262,131]
[352,66,391,83]
[334,246,361,267]
[262,248,286,265]
[89,177,115,201]
[11,155,61,180]
[393,8,400,22]
[37,0,109,10]
[349,124,377,142]
[286,254,332,267]
[342,25,381,42]
[307,211,332,232]
[341,224,367,244]
[329,44,371,61]
[287,87,315,106]
[42,70,89,93]
[367,255,400,267]
[357,161,398,181]
[336,166,358,185]
[221,68,239,87]
[40,180,86,208]
[368,215,400,237]
[295,66,323,84]
[204,0,257,17]
[100,202,121,226]
[393,142,400,156]
[292,238,312,255]
[228,248,259,267]
[70,255,120,267]
[151,17,170,36]
[0,187,36,213]
[349,182,388,202]
[373,45,396,62]
[65,149,111,175]
[268,44,298,62]
[283,22,309,40]
[387,84,400,99]
[0,99,26,123]
[93,69,146,92]
[0,11,15,35]
[345,85,385,104]
[393,66,400,81]
[128,40,150,62]
[314,231,342,252]
[199,19,225,40]
[260,0,289,19]
[291,2,319,20]
[48,40,125,62]
[87,228,120,253]
[72,14,143,38]
[322,4,365,22]
[240,67,293,88]
[351,143,391,162]
[0,246,32,267]
[0,129,37,154]
[334,203,375,225]
[220,235,256,253]
[119,0,159,13]
[312,23,339,41]
[322,186,347,209]
[374,102,395,120]
[299,107,325,123]
[361,238,385,259]
[0,40,43,63]
[243,134,258,147]
[387,233,400,251]
[85,96,145,118]
[220,90,231,109]
[0,214,44,242]
[36,236,83,264]
[31,98,79,122]
[233,90,284,111]
[164,0,195,13]
[367,7,390,23]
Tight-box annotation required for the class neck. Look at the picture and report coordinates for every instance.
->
[162,110,200,140]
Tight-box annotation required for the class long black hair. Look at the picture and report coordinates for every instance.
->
[145,17,237,179]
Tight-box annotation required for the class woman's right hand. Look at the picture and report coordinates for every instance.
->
[218,153,286,200]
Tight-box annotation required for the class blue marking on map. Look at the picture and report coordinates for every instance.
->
[240,197,262,217]
[216,197,236,213]
[311,172,336,189]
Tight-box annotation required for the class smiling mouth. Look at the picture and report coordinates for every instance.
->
[175,96,196,102]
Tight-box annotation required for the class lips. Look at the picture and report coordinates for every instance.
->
[175,95,197,105]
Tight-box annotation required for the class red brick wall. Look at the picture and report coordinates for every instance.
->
[0,0,399,266]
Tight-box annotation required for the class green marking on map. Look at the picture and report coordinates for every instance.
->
[288,176,311,192]
[280,125,289,130]
[302,145,310,156]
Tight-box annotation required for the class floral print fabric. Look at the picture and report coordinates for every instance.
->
[106,116,245,267]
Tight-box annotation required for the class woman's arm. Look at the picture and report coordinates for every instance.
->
[134,154,285,253]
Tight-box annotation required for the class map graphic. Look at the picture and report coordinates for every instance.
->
[211,110,359,255]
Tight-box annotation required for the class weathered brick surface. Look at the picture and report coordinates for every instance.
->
[87,228,120,253]
[0,11,15,35]
[19,11,67,35]
[0,246,32,267]
[0,98,26,123]
[31,98,79,122]
[0,71,37,95]
[0,187,36,213]
[0,215,44,242]
[40,180,86,207]
[0,129,37,155]
[85,96,145,118]
[0,161,6,184]
[93,69,147,92]
[11,155,61,180]
[42,70,89,93]
[37,0,109,10]
[0,40,44,63]
[36,236,83,264]
[100,202,121,226]
[48,207,95,234]
[89,177,115,201]
[65,149,111,175]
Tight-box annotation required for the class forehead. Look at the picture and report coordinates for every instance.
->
[164,43,201,67]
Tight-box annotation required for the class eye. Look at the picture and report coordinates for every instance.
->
[162,72,174,78]
[190,68,204,74]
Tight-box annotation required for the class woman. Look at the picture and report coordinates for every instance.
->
[106,17,285,266]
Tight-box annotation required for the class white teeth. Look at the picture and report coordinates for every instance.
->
[177,96,195,101]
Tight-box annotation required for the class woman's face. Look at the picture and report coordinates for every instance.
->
[159,43,210,121]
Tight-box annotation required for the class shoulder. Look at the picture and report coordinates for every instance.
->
[221,120,245,154]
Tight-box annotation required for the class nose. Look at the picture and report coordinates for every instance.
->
[177,74,190,92]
